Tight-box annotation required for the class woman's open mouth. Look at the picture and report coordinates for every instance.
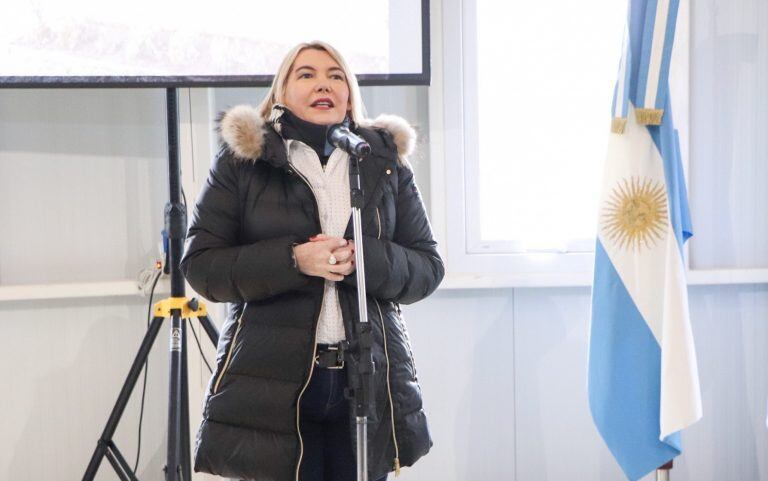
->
[310,98,334,110]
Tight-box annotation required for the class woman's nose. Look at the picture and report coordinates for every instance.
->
[314,81,331,93]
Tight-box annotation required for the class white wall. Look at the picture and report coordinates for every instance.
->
[395,284,768,481]
[0,88,222,481]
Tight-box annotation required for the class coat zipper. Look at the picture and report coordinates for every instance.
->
[375,298,401,476]
[373,208,401,476]
[212,309,246,394]
[374,201,400,477]
[294,296,324,481]
[287,156,327,481]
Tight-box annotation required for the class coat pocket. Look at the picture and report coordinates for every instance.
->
[391,302,418,382]
[211,310,245,394]
[375,181,397,240]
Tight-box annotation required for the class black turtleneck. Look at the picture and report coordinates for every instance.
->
[277,108,335,167]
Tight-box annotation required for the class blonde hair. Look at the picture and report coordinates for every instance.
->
[257,41,366,124]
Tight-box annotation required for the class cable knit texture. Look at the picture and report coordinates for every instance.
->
[286,139,350,343]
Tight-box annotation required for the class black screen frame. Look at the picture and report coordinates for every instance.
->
[0,0,430,88]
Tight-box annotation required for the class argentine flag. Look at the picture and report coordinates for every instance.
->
[588,1,702,480]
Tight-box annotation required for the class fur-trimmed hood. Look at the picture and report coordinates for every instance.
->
[217,104,416,165]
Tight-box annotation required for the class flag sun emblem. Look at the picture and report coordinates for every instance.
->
[602,176,668,250]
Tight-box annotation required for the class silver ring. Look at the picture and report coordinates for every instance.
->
[328,254,338,265]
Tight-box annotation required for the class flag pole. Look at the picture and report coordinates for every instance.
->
[655,460,673,481]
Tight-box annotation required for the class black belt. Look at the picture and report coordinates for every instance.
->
[315,343,345,369]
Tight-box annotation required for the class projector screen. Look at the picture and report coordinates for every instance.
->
[1,0,429,87]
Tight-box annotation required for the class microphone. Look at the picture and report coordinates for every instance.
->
[327,121,371,157]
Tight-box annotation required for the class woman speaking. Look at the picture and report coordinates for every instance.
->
[181,41,444,481]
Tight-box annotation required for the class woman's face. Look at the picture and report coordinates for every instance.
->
[282,48,351,125]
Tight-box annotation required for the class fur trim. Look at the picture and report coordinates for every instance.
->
[358,114,417,158]
[218,104,267,160]
[218,104,416,162]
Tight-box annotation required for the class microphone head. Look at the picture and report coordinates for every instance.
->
[357,144,372,156]
[327,122,371,158]
[326,122,346,145]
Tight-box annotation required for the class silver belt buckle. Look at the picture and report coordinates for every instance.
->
[315,345,345,369]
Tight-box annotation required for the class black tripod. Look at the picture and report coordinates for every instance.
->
[83,88,219,481]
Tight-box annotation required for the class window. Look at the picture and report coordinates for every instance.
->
[435,0,627,284]
[469,0,626,253]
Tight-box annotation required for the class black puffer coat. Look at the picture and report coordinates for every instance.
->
[180,105,445,481]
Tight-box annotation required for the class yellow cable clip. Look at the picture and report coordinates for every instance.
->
[153,297,208,318]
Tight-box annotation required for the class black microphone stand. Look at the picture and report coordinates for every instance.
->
[344,148,375,481]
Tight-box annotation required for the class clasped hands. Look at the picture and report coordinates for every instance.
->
[293,233,356,282]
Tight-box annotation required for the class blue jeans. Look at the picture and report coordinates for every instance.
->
[298,366,388,481]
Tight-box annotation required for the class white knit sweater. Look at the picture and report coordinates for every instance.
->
[286,139,350,344]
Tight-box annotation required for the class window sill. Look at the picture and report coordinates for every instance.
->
[1,269,764,302]
[0,279,170,303]
[437,268,768,290]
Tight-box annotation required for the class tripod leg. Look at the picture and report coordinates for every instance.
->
[181,318,192,481]
[105,441,140,481]
[83,315,166,481]
[105,449,136,481]
[166,311,183,481]
[196,314,219,346]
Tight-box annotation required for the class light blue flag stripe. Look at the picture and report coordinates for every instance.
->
[624,0,650,112]
[634,0,659,109]
[653,5,679,109]
[590,241,682,481]
[647,90,693,253]
[672,128,693,242]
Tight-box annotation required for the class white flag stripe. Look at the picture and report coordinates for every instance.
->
[614,25,629,118]
[659,233,702,438]
[598,103,669,345]
[644,0,670,109]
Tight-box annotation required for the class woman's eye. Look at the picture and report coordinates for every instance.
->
[332,74,345,80]
[299,72,312,79]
